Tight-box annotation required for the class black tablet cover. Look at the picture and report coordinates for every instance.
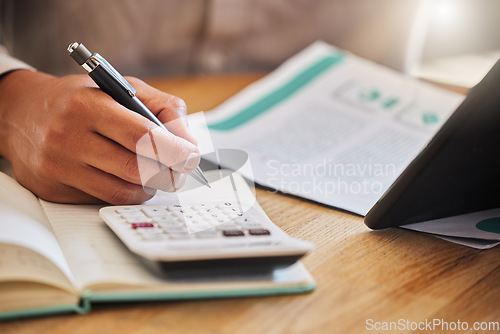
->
[365,60,500,229]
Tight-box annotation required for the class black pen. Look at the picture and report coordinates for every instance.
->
[67,42,210,188]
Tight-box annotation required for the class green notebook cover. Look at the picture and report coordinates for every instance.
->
[0,262,315,321]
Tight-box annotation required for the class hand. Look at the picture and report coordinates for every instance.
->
[0,70,200,204]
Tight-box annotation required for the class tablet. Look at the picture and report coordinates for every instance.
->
[364,59,500,229]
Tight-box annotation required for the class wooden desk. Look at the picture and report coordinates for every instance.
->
[2,74,499,334]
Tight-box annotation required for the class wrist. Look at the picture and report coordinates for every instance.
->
[0,70,55,159]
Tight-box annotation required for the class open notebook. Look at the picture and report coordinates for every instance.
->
[0,171,314,320]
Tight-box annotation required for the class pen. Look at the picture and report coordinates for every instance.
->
[67,42,210,188]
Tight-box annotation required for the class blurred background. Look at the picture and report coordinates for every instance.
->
[1,0,499,86]
[407,0,500,87]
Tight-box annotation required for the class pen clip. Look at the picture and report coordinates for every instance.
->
[92,53,137,97]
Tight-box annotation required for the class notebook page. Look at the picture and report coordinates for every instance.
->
[38,171,258,290]
[39,201,163,290]
[0,172,75,293]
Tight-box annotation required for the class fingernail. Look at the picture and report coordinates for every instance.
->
[183,152,200,171]
[173,173,186,191]
[176,99,187,114]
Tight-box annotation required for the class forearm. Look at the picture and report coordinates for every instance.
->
[0,44,37,158]
[0,70,55,160]
[0,69,28,159]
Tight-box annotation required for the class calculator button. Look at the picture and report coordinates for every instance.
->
[197,207,212,213]
[137,229,162,237]
[125,217,153,224]
[192,225,219,233]
[162,225,188,233]
[119,210,145,215]
[139,233,165,241]
[121,211,148,218]
[248,229,271,236]
[157,221,184,228]
[152,217,173,223]
[169,210,183,217]
[188,220,212,227]
[116,208,141,214]
[217,223,240,231]
[131,222,154,229]
[222,230,245,237]
[242,223,264,229]
[142,207,167,217]
[194,230,219,238]
[167,232,192,240]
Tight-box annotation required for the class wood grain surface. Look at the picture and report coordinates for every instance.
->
[1,74,498,334]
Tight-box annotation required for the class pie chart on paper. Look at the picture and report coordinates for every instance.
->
[476,217,500,234]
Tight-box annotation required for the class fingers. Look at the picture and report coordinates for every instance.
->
[84,77,200,173]
[163,116,199,147]
[77,79,201,197]
[127,77,198,145]
[136,152,187,192]
[62,164,155,205]
[42,187,105,205]
[4,72,195,206]
[80,132,187,192]
[16,172,105,205]
[89,96,199,173]
[142,168,187,194]
[44,187,106,205]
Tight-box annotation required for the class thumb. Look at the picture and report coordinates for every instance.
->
[136,127,201,174]
[129,78,198,146]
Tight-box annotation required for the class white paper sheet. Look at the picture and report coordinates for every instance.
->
[191,41,464,215]
[403,208,500,249]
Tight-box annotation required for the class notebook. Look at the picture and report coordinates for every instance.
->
[0,171,314,320]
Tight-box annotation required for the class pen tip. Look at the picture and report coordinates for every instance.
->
[206,183,212,189]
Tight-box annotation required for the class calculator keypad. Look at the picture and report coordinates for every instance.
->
[116,203,271,242]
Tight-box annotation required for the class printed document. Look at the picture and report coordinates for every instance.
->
[191,42,464,215]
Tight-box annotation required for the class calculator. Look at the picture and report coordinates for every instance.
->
[99,171,313,268]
